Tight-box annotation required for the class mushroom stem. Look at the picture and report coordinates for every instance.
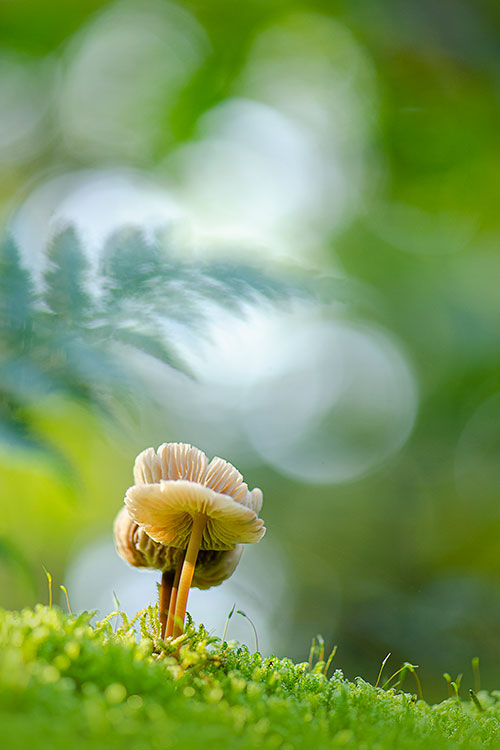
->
[165,556,183,638]
[159,570,173,639]
[172,514,207,638]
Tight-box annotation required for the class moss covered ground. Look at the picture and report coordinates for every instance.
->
[1,605,500,749]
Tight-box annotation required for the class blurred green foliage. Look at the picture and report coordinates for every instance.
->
[1,0,500,703]
[0,224,289,615]
[0,226,286,460]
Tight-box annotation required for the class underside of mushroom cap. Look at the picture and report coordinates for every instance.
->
[192,545,243,589]
[246,487,263,513]
[113,507,243,587]
[114,506,145,568]
[114,506,182,570]
[125,479,266,550]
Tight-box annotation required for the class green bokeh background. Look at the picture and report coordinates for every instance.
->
[1,0,500,701]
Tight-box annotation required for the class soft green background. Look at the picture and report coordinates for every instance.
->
[1,0,500,702]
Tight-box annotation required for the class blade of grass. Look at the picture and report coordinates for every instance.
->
[469,689,484,711]
[324,645,338,677]
[316,634,325,664]
[60,585,72,615]
[406,663,424,702]
[382,662,418,692]
[472,657,480,693]
[375,653,391,688]
[43,566,52,607]
[443,673,453,698]
[308,637,316,672]
[222,603,236,643]
[236,610,259,653]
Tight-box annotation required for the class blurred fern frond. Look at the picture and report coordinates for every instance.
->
[0,226,293,469]
[44,227,92,323]
[0,233,35,353]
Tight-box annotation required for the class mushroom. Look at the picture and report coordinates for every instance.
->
[114,506,180,635]
[113,507,243,636]
[123,442,265,637]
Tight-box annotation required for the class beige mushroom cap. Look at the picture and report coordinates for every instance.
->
[125,479,265,550]
[123,442,265,550]
[113,507,243,589]
[133,442,264,513]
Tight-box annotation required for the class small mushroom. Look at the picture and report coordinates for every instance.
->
[113,507,243,635]
[123,442,265,637]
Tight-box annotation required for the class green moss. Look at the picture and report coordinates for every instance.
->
[1,605,500,749]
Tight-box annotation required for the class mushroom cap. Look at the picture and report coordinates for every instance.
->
[125,480,265,550]
[114,506,180,570]
[192,545,243,590]
[133,442,263,513]
[124,442,265,550]
[113,507,243,588]
[133,443,209,486]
